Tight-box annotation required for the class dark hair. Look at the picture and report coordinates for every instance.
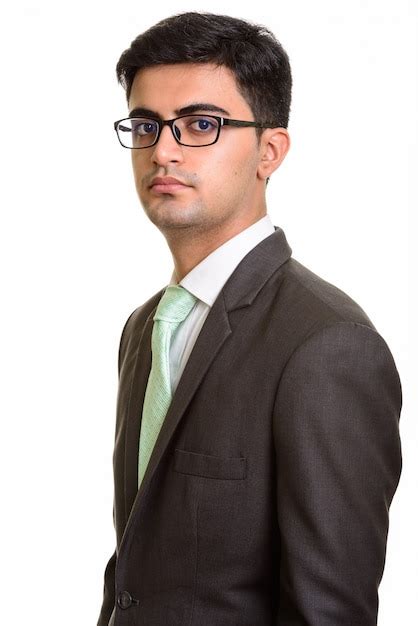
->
[116,11,292,147]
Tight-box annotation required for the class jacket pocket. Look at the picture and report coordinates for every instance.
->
[173,448,247,480]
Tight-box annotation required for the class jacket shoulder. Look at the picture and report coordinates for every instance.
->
[279,257,376,330]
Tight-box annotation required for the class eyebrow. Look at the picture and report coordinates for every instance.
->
[128,102,231,118]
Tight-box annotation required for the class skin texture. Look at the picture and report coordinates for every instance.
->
[128,62,290,282]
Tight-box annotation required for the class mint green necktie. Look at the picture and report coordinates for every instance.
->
[138,284,198,489]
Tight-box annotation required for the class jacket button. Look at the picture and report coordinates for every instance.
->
[117,590,134,609]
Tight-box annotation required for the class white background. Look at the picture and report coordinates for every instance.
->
[0,1,416,624]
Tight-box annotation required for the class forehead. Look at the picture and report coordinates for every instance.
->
[128,62,252,116]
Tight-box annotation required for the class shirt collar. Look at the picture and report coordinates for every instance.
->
[168,214,276,306]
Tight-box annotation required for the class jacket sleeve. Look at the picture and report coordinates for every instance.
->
[97,309,138,626]
[272,321,402,625]
[96,543,117,626]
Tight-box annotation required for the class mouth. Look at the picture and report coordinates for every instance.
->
[150,183,190,194]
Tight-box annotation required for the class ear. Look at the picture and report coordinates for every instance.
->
[257,128,291,181]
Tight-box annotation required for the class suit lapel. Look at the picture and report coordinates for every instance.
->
[118,225,292,555]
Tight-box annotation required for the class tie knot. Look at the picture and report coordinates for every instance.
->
[153,284,197,324]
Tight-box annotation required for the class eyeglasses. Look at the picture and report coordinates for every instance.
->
[113,114,276,149]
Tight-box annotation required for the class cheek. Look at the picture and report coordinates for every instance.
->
[131,155,152,194]
[216,136,257,175]
[208,152,254,188]
[130,155,141,183]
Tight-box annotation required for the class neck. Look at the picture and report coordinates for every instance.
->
[167,212,267,282]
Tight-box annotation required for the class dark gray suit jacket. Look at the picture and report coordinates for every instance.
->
[97,226,402,626]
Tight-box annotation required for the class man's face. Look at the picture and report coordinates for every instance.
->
[127,62,271,235]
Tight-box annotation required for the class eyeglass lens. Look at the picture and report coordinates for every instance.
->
[116,115,220,148]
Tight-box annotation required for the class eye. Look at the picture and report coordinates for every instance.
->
[133,120,158,136]
[189,117,217,132]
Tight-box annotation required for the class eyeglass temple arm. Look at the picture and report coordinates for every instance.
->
[222,119,276,129]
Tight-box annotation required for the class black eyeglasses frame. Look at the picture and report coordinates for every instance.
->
[113,113,277,149]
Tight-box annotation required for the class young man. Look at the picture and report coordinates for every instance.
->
[97,12,402,626]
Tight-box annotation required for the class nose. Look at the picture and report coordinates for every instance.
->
[151,122,184,166]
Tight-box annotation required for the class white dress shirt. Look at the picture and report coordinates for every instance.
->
[166,214,276,394]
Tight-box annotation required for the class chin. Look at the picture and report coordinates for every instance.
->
[149,205,207,231]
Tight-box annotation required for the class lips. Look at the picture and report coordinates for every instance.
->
[151,183,190,194]
[150,176,188,188]
[149,176,191,194]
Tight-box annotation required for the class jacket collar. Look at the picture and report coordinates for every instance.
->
[223,226,292,311]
